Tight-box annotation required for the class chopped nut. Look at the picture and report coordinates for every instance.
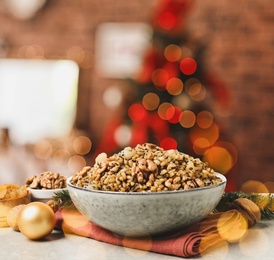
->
[70,143,222,192]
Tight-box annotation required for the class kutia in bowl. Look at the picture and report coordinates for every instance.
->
[67,143,226,237]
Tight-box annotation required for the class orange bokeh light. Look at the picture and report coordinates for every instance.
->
[164,44,182,62]
[180,110,196,128]
[166,77,184,95]
[190,123,219,148]
[217,211,248,243]
[240,180,269,193]
[158,102,173,120]
[203,146,233,174]
[197,111,214,129]
[142,93,160,111]
[193,138,211,155]
[73,136,92,155]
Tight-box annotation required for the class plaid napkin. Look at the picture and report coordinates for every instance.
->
[55,209,247,258]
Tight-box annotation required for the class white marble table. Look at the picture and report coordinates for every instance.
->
[0,220,274,260]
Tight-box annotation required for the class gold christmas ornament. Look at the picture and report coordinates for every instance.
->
[18,202,56,240]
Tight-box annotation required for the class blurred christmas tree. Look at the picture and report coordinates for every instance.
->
[93,0,237,190]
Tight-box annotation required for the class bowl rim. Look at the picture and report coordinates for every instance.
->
[27,187,67,192]
[66,172,226,196]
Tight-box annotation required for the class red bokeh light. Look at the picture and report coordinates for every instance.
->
[128,103,147,122]
[157,11,176,30]
[180,57,197,75]
[160,137,178,150]
[166,106,183,124]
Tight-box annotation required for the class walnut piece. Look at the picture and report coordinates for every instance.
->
[232,198,261,227]
[25,171,67,190]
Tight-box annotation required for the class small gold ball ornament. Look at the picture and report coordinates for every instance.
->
[18,202,56,240]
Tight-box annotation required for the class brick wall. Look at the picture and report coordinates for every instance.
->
[0,0,273,190]
[189,0,274,189]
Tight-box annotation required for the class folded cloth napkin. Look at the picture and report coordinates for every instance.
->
[55,209,247,258]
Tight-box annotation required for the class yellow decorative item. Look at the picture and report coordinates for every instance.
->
[18,202,56,240]
[0,184,31,228]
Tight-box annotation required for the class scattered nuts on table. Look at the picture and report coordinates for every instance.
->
[25,171,67,189]
[71,143,222,192]
[232,198,261,227]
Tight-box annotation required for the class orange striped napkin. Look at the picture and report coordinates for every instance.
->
[55,209,248,258]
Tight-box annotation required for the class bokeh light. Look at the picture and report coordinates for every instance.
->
[166,77,184,95]
[197,111,213,129]
[199,240,228,259]
[181,46,193,58]
[142,92,160,111]
[264,182,274,193]
[193,138,211,155]
[78,50,94,69]
[187,82,202,96]
[190,84,206,101]
[128,103,147,121]
[17,44,45,59]
[160,137,177,150]
[172,93,191,110]
[103,86,123,108]
[180,57,197,75]
[62,208,90,230]
[157,11,176,30]
[114,125,132,147]
[203,146,234,174]
[185,77,200,90]
[179,110,196,128]
[73,136,92,155]
[185,79,207,101]
[164,44,182,62]
[190,123,219,150]
[52,149,71,166]
[166,105,182,123]
[68,155,86,173]
[34,139,53,160]
[240,180,269,193]
[66,46,85,63]
[151,68,169,87]
[66,46,93,69]
[217,211,248,243]
[157,102,173,120]
[239,229,269,258]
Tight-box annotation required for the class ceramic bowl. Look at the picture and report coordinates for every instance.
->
[67,173,226,237]
[0,191,31,227]
[28,188,67,203]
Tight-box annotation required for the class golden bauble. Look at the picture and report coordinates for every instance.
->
[18,202,56,240]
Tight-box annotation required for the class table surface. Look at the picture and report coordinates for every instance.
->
[0,220,274,260]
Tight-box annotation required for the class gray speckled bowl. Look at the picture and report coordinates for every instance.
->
[66,173,226,237]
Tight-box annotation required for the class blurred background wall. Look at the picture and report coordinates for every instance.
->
[0,0,273,191]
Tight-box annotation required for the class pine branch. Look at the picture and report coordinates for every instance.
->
[52,189,76,210]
